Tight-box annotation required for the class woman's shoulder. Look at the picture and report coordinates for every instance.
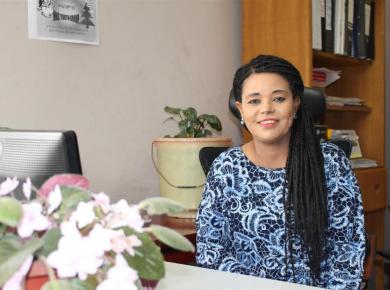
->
[320,141,348,158]
[212,146,243,163]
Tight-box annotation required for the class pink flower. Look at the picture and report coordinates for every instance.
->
[22,178,32,200]
[111,234,142,256]
[0,177,19,196]
[96,254,138,290]
[47,185,62,215]
[109,200,144,232]
[70,201,96,228]
[17,202,50,238]
[3,255,33,290]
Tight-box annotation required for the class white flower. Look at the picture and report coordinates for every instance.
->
[70,201,96,228]
[96,254,138,290]
[22,178,32,200]
[0,177,19,196]
[47,221,104,280]
[111,234,142,256]
[88,224,118,254]
[47,185,62,215]
[17,202,50,238]
[3,255,33,290]
[109,199,144,232]
[93,192,111,213]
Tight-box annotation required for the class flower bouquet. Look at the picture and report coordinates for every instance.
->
[0,174,194,290]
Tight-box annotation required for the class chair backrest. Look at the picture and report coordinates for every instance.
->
[199,147,229,175]
[328,139,353,158]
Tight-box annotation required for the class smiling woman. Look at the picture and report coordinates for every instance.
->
[195,55,366,289]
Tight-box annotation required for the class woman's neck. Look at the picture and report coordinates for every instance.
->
[243,139,290,169]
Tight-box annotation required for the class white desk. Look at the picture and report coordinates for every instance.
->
[158,262,323,290]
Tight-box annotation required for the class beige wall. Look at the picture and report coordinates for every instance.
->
[0,0,242,202]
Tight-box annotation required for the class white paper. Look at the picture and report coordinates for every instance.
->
[28,0,99,45]
[312,67,341,88]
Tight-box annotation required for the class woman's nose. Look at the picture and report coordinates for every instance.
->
[261,101,275,115]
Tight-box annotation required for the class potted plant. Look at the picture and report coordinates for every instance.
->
[153,107,232,216]
[0,174,194,290]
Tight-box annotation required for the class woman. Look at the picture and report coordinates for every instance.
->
[196,55,366,289]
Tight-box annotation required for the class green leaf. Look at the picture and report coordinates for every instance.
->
[38,228,62,257]
[182,107,197,121]
[164,106,181,115]
[0,237,43,286]
[203,114,222,131]
[122,228,165,280]
[0,197,22,227]
[203,129,213,137]
[162,116,177,124]
[149,225,195,252]
[138,197,186,215]
[57,186,92,218]
[41,278,96,290]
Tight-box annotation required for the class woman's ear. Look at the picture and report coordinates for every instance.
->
[235,101,243,119]
[293,96,301,115]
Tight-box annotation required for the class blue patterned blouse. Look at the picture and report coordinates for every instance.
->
[196,142,366,289]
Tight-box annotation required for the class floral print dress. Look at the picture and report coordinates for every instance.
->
[196,143,366,289]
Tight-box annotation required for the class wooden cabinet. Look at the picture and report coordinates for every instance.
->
[242,0,386,288]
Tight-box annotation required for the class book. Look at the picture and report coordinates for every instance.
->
[312,0,323,50]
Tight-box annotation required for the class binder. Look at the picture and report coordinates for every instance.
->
[366,0,375,59]
[324,0,335,52]
[312,0,323,50]
[345,0,354,56]
[353,0,366,59]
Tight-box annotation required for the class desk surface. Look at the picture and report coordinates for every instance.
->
[158,262,323,290]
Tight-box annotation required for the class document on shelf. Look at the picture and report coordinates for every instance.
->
[312,67,341,88]
[350,158,378,169]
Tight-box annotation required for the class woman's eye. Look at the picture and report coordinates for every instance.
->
[274,96,286,103]
[248,99,261,105]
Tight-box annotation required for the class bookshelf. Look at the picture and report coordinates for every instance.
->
[242,0,386,288]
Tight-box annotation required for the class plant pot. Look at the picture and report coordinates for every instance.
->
[26,260,48,290]
[152,137,232,214]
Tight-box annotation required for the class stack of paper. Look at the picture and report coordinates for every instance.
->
[326,96,365,106]
[350,158,378,169]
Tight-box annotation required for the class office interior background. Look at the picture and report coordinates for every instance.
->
[1,0,390,266]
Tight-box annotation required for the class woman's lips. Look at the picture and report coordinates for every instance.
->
[257,119,278,128]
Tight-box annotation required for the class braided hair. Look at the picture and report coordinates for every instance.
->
[232,55,328,284]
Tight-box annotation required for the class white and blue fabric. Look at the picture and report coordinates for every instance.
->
[196,143,366,289]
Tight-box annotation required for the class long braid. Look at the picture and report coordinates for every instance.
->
[286,103,327,282]
[232,55,328,284]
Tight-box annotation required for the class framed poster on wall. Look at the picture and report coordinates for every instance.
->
[28,0,99,45]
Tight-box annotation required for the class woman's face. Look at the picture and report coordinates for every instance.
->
[236,72,300,146]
